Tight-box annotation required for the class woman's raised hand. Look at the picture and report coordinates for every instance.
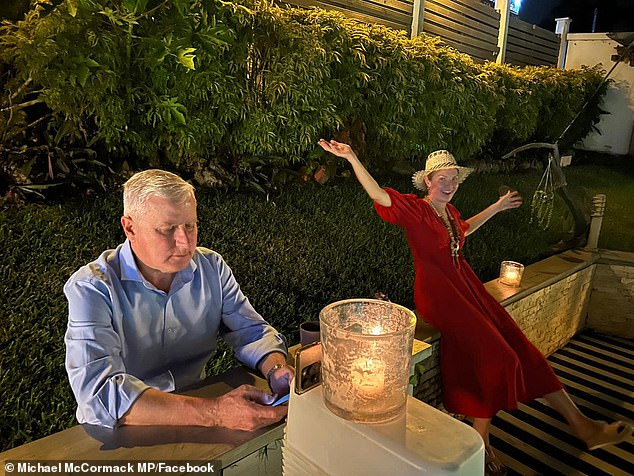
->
[318,139,357,162]
[317,138,391,206]
[497,190,523,211]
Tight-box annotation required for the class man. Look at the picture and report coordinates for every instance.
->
[64,169,293,430]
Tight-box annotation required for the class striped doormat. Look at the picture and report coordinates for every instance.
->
[490,331,633,476]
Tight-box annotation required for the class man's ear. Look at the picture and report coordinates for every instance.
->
[121,216,135,240]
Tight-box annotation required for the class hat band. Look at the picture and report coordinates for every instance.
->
[427,161,459,172]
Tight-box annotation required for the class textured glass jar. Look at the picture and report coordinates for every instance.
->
[319,299,416,423]
[499,260,524,287]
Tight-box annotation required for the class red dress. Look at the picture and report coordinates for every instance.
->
[375,188,562,418]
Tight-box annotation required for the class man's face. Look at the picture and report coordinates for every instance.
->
[122,195,198,276]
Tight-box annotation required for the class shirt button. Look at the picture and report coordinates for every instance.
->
[167,328,174,334]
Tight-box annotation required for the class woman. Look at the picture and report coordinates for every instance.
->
[318,139,631,476]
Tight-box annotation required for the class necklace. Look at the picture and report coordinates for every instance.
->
[425,197,461,267]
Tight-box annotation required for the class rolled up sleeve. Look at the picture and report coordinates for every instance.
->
[64,277,150,428]
[213,256,287,369]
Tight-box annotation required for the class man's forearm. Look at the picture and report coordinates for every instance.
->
[119,388,216,426]
[118,385,286,431]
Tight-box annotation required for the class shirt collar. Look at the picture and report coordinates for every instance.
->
[119,239,197,288]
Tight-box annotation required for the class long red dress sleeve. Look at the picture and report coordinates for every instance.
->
[374,187,562,418]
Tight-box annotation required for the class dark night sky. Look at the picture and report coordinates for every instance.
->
[519,0,634,33]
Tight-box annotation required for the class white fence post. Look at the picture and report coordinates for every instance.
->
[495,0,510,64]
[411,0,426,39]
[555,17,572,69]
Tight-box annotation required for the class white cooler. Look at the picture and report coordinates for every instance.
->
[283,385,484,475]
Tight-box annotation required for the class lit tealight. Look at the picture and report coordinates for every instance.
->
[351,357,385,398]
[500,261,524,287]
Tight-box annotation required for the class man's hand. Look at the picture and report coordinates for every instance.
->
[209,384,288,431]
[259,352,294,397]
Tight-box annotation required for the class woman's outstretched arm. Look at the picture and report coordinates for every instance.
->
[465,190,523,236]
[318,139,391,207]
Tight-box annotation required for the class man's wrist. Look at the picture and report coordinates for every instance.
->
[266,364,285,384]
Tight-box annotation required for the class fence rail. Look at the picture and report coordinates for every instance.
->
[506,15,559,66]
[285,0,414,32]
[421,0,500,62]
[279,0,560,66]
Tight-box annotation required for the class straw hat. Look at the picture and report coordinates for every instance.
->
[412,150,473,191]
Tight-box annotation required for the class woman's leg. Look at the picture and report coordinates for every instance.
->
[473,417,507,476]
[472,417,492,446]
[543,389,631,448]
[542,389,593,435]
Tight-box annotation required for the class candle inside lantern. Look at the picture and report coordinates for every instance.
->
[506,270,519,282]
[499,261,524,287]
[351,356,385,398]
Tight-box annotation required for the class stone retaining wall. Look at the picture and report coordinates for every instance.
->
[413,249,633,408]
[587,263,634,339]
[413,332,442,409]
[504,265,594,356]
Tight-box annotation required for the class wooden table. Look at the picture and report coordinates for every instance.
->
[0,367,285,475]
[1,340,431,476]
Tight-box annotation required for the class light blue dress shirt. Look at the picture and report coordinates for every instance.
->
[64,240,287,428]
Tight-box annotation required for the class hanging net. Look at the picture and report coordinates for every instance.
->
[530,154,556,229]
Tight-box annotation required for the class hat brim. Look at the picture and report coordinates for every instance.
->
[412,166,473,192]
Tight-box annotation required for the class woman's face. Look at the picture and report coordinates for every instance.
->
[425,168,459,204]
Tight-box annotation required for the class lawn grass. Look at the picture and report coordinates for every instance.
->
[562,161,634,251]
[0,157,632,451]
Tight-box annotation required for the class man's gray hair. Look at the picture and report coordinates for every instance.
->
[123,169,196,218]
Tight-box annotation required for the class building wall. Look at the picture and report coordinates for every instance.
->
[564,33,634,155]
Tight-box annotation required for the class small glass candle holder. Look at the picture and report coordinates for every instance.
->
[499,261,524,287]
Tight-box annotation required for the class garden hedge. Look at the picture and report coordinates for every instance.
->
[0,0,606,191]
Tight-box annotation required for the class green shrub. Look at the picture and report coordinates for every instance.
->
[0,1,606,192]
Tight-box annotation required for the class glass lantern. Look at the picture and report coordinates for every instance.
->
[319,299,416,423]
[499,260,524,287]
